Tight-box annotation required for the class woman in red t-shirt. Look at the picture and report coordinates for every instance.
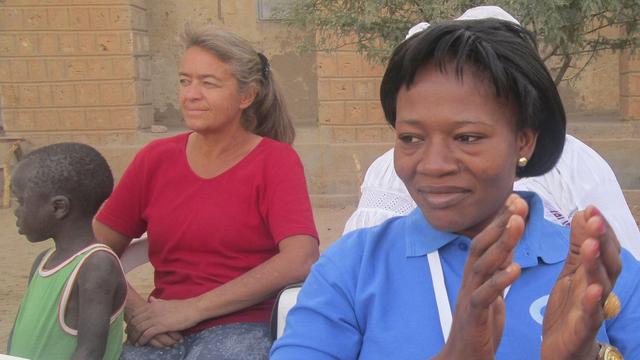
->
[93,25,319,359]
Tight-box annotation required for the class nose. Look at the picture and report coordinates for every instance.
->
[182,83,203,101]
[416,138,458,177]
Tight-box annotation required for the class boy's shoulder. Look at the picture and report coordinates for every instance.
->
[28,249,50,282]
[75,247,125,288]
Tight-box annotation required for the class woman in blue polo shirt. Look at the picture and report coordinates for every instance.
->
[271,18,640,360]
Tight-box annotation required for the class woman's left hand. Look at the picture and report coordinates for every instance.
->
[127,297,202,346]
[541,206,622,360]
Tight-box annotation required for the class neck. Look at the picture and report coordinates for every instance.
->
[189,127,259,159]
[51,217,97,258]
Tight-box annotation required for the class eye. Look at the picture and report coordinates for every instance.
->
[179,78,190,86]
[398,134,422,144]
[202,81,217,89]
[455,134,482,143]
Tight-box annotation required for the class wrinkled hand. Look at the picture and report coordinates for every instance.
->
[541,206,622,360]
[126,297,197,347]
[436,194,527,360]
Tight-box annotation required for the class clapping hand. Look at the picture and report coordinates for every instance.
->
[541,206,622,360]
[435,194,527,360]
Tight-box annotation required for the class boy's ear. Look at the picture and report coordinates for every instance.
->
[50,195,71,219]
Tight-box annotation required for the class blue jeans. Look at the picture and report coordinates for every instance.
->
[120,322,271,360]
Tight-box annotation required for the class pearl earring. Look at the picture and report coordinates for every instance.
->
[517,157,528,168]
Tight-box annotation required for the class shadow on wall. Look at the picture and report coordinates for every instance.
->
[154,103,183,127]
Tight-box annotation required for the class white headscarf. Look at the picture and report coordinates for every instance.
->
[405,5,520,40]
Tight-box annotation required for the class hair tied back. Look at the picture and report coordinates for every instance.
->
[257,52,270,79]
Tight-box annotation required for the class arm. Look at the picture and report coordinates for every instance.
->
[71,251,125,360]
[7,250,49,352]
[92,218,132,256]
[127,234,319,345]
[93,219,183,348]
[271,246,362,359]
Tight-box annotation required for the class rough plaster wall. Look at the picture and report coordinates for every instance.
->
[559,51,620,114]
[147,0,317,127]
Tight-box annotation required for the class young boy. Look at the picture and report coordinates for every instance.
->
[8,142,127,360]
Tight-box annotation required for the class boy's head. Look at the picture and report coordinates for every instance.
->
[11,142,114,242]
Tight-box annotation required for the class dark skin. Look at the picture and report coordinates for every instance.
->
[394,63,621,359]
[10,160,127,360]
[541,206,622,359]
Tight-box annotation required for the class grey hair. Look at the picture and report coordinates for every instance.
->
[182,25,295,144]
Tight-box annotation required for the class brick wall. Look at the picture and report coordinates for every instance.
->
[0,0,151,147]
[620,51,640,121]
[316,47,395,144]
[318,43,640,141]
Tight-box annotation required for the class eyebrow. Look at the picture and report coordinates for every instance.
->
[396,118,494,127]
[178,72,221,81]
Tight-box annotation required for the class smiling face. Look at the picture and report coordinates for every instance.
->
[11,160,54,243]
[394,63,537,238]
[178,46,255,134]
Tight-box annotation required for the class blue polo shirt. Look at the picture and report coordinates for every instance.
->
[271,192,640,359]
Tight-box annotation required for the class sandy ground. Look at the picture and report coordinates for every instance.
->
[0,204,355,353]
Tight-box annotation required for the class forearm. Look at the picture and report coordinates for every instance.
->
[71,347,103,360]
[192,235,318,321]
[124,282,147,319]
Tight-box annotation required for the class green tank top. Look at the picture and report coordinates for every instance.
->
[9,244,124,360]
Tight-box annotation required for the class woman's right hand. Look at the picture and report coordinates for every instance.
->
[124,285,184,348]
[435,194,527,360]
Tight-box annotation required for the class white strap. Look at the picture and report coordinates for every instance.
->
[427,250,511,343]
[427,251,452,341]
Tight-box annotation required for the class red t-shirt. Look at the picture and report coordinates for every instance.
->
[96,133,318,333]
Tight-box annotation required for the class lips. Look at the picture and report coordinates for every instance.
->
[184,109,208,115]
[416,186,471,209]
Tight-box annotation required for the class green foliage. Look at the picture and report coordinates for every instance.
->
[280,0,640,84]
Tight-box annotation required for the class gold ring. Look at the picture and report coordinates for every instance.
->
[603,292,621,320]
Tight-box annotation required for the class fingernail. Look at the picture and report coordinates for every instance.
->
[591,207,601,217]
[598,219,606,235]
[506,264,514,272]
[591,239,601,257]
[505,215,514,229]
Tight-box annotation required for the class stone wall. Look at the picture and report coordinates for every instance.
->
[621,51,640,120]
[0,0,151,148]
[316,47,394,144]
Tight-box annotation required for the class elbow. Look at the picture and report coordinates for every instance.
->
[291,241,320,283]
[280,235,319,283]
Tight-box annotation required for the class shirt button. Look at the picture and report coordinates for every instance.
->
[458,242,468,251]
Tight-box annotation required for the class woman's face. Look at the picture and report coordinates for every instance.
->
[178,46,255,134]
[394,63,537,239]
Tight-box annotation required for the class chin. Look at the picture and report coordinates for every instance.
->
[420,207,477,236]
[24,234,49,243]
